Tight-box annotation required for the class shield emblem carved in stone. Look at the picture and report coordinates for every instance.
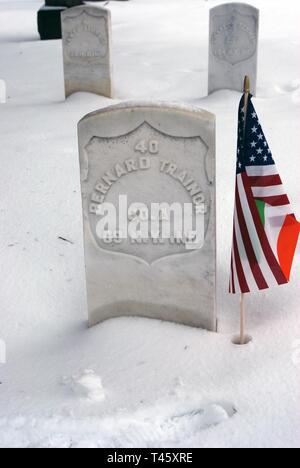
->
[63,10,108,63]
[211,12,257,66]
[84,122,212,265]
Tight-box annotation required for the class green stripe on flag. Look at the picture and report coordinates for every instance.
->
[256,199,266,227]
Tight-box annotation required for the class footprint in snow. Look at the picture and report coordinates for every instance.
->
[109,402,236,447]
[61,369,105,403]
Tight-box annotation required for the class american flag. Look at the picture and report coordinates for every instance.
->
[229,95,300,294]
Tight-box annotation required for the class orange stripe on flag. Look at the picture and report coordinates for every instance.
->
[277,215,300,281]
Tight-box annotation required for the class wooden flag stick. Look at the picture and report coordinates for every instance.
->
[243,75,250,127]
[240,75,250,345]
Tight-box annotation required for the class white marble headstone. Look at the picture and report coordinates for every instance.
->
[61,5,113,98]
[78,102,216,330]
[0,79,6,104]
[209,3,259,95]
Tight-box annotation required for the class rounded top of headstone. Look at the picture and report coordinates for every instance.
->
[210,2,259,14]
[78,101,215,127]
[61,4,111,20]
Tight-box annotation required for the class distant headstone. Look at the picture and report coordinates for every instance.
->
[61,6,113,98]
[208,3,259,95]
[38,6,67,41]
[78,102,216,330]
[0,79,6,104]
[0,338,6,364]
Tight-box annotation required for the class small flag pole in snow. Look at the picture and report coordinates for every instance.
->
[230,75,299,345]
[240,75,251,345]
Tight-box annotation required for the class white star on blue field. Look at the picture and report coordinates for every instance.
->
[236,96,275,174]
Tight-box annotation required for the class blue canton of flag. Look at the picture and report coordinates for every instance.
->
[236,96,275,174]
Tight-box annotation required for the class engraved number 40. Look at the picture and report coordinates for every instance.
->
[135,140,159,155]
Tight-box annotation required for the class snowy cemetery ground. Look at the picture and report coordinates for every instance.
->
[0,0,300,448]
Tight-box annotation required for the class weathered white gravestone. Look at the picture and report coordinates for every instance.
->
[0,338,6,364]
[78,102,216,330]
[209,3,259,95]
[61,5,113,98]
[0,79,6,103]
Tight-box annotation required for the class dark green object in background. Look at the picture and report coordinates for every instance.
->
[38,1,83,41]
[38,6,67,41]
[45,0,83,6]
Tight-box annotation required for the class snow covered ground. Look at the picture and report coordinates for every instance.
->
[0,0,299,448]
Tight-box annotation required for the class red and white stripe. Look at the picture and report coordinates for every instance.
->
[229,165,290,294]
